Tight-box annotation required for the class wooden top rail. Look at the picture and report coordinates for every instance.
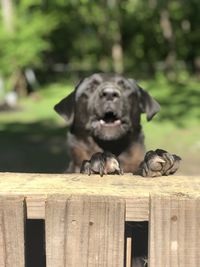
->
[0,172,199,220]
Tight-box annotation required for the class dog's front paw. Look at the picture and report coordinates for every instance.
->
[80,160,92,175]
[80,152,123,176]
[138,149,181,177]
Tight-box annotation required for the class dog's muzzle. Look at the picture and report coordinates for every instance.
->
[93,85,123,128]
[89,86,130,140]
[100,86,121,102]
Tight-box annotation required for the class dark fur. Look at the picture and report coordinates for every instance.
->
[54,73,160,173]
[80,152,123,176]
[54,73,181,267]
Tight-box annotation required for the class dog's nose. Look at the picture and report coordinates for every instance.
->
[101,88,120,101]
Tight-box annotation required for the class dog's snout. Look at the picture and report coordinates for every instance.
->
[101,88,120,101]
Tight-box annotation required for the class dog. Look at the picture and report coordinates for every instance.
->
[54,73,181,267]
[54,73,180,176]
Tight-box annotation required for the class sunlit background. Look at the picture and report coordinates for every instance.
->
[0,0,199,174]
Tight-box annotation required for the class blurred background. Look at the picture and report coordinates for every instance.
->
[0,0,199,175]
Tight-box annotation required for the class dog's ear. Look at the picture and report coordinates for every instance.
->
[137,86,160,121]
[128,79,160,121]
[54,91,75,125]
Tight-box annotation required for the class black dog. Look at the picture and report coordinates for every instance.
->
[54,73,180,176]
[54,73,181,267]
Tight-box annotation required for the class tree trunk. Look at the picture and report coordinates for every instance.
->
[1,1,29,95]
[107,0,124,74]
[160,9,176,78]
[112,38,124,74]
[1,0,14,33]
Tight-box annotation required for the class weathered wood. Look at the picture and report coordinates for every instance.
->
[45,195,125,267]
[26,195,46,219]
[126,237,132,267]
[149,194,200,267]
[0,196,25,267]
[45,196,69,267]
[0,173,200,220]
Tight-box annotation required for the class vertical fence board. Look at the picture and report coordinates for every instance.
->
[0,196,25,267]
[45,195,125,267]
[45,196,68,267]
[126,237,132,267]
[149,194,200,267]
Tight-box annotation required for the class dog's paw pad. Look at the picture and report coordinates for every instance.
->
[139,149,181,177]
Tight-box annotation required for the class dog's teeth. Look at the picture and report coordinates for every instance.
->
[100,119,105,125]
[114,120,121,125]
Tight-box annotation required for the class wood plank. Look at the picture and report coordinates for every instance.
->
[125,196,149,221]
[126,237,132,267]
[27,195,148,221]
[1,173,200,198]
[0,173,200,220]
[45,195,125,267]
[0,196,25,267]
[45,196,69,267]
[149,194,200,267]
[26,195,46,219]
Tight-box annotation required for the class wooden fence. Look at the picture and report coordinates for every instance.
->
[0,172,200,267]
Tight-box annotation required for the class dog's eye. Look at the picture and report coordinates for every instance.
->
[91,79,100,86]
[81,92,89,99]
[117,79,133,93]
[117,79,125,86]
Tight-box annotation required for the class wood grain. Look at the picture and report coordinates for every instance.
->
[0,196,25,267]
[149,194,200,267]
[126,237,132,267]
[45,195,125,267]
[0,173,200,220]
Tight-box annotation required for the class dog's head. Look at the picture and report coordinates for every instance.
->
[54,73,160,141]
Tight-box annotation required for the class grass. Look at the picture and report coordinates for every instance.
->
[0,83,72,124]
[0,77,199,175]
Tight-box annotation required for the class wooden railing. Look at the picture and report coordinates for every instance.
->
[0,173,199,267]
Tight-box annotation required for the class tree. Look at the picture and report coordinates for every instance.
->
[0,0,57,93]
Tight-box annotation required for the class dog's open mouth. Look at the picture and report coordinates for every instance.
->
[99,112,121,127]
[91,111,128,140]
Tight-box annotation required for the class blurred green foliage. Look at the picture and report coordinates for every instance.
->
[0,0,199,121]
[0,1,199,174]
[0,0,200,80]
[0,1,57,77]
[140,72,200,123]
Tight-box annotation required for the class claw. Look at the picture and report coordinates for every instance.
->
[140,149,181,177]
[173,154,182,161]
[165,153,174,165]
[80,152,123,176]
[80,160,91,174]
[153,156,165,164]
